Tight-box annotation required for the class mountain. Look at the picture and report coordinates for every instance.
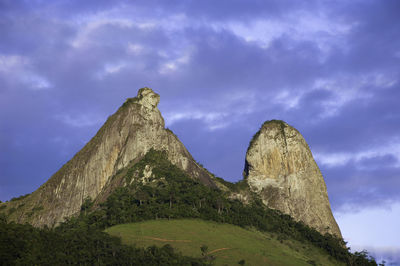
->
[0,88,381,265]
[1,88,215,227]
[244,120,341,237]
[1,87,338,238]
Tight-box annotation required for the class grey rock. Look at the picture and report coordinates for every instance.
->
[6,87,215,227]
[244,120,341,237]
[2,90,341,239]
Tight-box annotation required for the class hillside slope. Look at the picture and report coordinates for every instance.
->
[0,88,338,239]
[0,146,379,265]
[1,88,215,227]
[106,219,344,266]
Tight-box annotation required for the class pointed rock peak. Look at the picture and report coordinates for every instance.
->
[263,119,287,126]
[245,119,341,237]
[258,120,295,134]
[2,86,215,227]
[121,87,160,110]
[247,120,292,153]
[137,87,160,109]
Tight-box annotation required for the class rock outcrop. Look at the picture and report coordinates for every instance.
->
[2,90,341,238]
[244,120,341,237]
[5,87,216,227]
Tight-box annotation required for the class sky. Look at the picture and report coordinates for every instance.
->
[0,0,399,263]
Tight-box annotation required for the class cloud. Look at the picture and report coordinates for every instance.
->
[165,110,228,131]
[315,142,400,169]
[0,54,52,91]
[70,17,136,48]
[335,201,400,264]
[54,113,104,127]
[1,4,399,259]
[361,246,400,266]
[0,55,28,71]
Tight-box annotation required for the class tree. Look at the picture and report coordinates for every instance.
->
[0,213,7,223]
[81,197,93,215]
[135,190,148,206]
[200,245,208,257]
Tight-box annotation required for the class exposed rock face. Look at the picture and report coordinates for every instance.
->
[7,87,215,227]
[2,90,341,238]
[244,120,341,237]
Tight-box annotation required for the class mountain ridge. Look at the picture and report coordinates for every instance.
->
[1,88,216,227]
[2,148,378,265]
[0,87,339,238]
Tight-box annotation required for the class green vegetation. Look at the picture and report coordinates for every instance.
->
[31,205,44,212]
[26,205,44,218]
[214,176,249,192]
[0,149,380,265]
[121,97,139,109]
[106,219,345,266]
[59,149,378,265]
[9,193,31,202]
[165,128,179,139]
[0,218,207,265]
[7,207,16,215]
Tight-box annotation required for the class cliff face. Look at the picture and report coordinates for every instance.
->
[5,88,215,227]
[2,90,341,238]
[244,120,341,237]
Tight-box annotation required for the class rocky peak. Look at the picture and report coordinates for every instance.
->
[245,120,342,237]
[136,87,160,109]
[4,87,215,227]
[121,87,164,127]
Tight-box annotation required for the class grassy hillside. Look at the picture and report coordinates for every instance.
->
[1,149,379,265]
[106,219,344,266]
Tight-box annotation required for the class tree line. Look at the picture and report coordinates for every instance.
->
[0,149,380,265]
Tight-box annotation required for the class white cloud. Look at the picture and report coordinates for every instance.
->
[313,72,397,116]
[0,55,29,71]
[22,74,52,90]
[354,246,400,265]
[335,201,400,263]
[164,110,229,131]
[163,90,257,131]
[70,16,135,48]
[54,113,103,127]
[0,54,52,90]
[69,8,189,49]
[219,10,354,54]
[95,61,128,79]
[127,43,144,54]
[314,139,400,168]
[223,19,287,48]
[158,46,193,75]
[314,152,352,167]
[104,62,126,74]
[274,90,302,110]
[273,71,397,120]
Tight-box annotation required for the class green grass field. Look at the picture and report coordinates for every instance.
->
[105,219,344,266]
